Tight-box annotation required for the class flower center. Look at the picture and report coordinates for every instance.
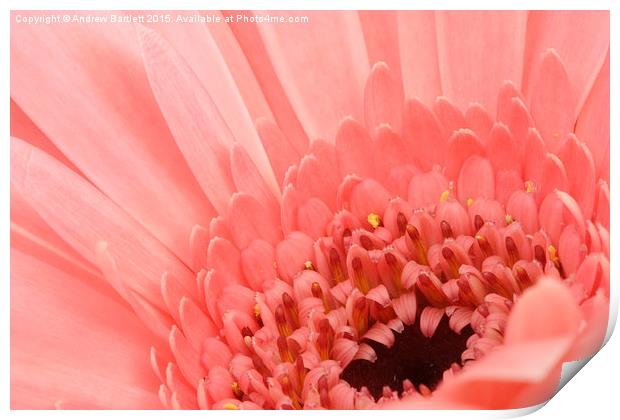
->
[341,318,473,399]
[203,180,571,409]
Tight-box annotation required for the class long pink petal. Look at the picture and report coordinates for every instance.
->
[363,62,403,131]
[11,185,102,286]
[522,11,609,116]
[10,15,214,264]
[528,49,575,154]
[148,11,273,122]
[137,25,277,215]
[435,11,528,113]
[575,50,610,182]
[11,138,196,311]
[359,11,402,85]
[10,99,80,174]
[11,250,161,409]
[253,11,369,140]
[397,11,442,104]
[142,19,279,197]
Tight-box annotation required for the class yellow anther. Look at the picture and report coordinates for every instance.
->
[548,245,557,259]
[304,260,315,270]
[525,180,534,193]
[243,335,252,347]
[439,190,450,202]
[254,304,261,317]
[222,402,239,410]
[466,198,474,207]
[232,382,244,399]
[505,214,514,224]
[367,213,382,229]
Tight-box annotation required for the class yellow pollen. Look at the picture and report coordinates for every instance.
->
[367,213,382,229]
[439,190,450,202]
[222,403,239,410]
[548,245,557,259]
[525,180,534,193]
[254,304,261,317]
[304,260,315,270]
[466,198,474,207]
[243,335,252,347]
[505,214,514,224]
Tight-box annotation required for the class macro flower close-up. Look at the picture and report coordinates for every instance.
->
[9,9,610,410]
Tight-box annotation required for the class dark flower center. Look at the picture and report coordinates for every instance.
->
[340,316,473,399]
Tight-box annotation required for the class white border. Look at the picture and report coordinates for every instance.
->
[2,1,617,420]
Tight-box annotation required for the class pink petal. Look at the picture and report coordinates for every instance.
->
[137,25,239,214]
[456,156,495,204]
[11,250,161,409]
[240,239,277,291]
[296,153,340,211]
[568,293,609,360]
[230,143,280,216]
[435,338,569,408]
[11,185,101,284]
[227,15,309,152]
[348,179,392,224]
[435,11,527,113]
[594,180,610,229]
[523,11,609,116]
[397,11,442,104]
[165,363,198,409]
[558,225,586,276]
[275,232,314,283]
[207,237,243,286]
[11,138,196,311]
[363,62,403,130]
[11,18,214,264]
[436,278,582,409]
[445,129,485,180]
[420,307,444,338]
[147,13,275,147]
[254,11,369,140]
[408,168,449,210]
[179,297,218,352]
[433,97,466,140]
[528,49,575,153]
[499,96,534,160]
[335,117,376,179]
[505,277,581,345]
[464,103,493,143]
[536,153,569,204]
[256,119,302,186]
[359,11,402,83]
[364,323,396,348]
[495,169,523,206]
[557,134,596,219]
[10,99,79,173]
[402,99,446,170]
[575,50,609,181]
[487,123,521,173]
[296,198,333,240]
[227,193,282,249]
[538,190,586,246]
[392,292,418,325]
[201,338,233,371]
[506,191,539,234]
[372,125,410,183]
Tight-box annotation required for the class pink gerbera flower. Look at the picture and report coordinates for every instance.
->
[10,10,610,409]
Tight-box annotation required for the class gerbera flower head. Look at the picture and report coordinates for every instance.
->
[10,10,609,410]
